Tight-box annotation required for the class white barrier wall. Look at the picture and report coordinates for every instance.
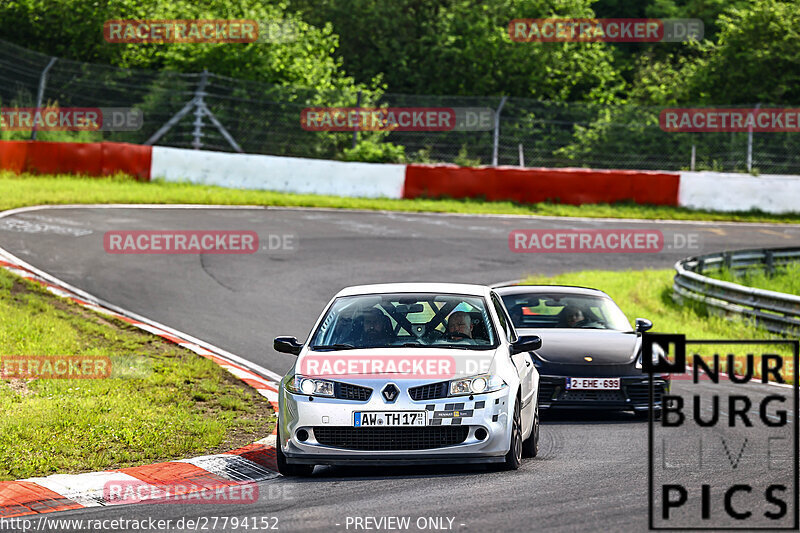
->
[679,171,800,214]
[151,146,406,199]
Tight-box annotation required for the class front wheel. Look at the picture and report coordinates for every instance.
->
[276,422,314,477]
[502,399,523,470]
[522,402,539,458]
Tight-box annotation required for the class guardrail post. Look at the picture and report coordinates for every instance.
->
[765,249,774,277]
[723,252,732,272]
[696,258,704,274]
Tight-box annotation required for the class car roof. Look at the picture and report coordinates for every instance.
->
[494,285,612,298]
[335,282,492,298]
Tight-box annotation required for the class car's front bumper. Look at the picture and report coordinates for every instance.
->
[279,379,514,465]
[537,374,670,411]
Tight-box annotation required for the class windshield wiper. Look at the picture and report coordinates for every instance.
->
[401,342,425,347]
[310,343,357,351]
[435,344,494,350]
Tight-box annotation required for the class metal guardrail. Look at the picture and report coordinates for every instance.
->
[673,247,800,336]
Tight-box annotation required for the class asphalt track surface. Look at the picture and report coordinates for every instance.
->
[1,206,798,533]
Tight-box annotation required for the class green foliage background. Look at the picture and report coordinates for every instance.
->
[0,0,797,167]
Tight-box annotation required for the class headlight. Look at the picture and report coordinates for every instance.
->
[449,374,505,396]
[286,375,335,397]
[636,342,665,369]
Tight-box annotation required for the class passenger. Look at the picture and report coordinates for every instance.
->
[446,311,474,341]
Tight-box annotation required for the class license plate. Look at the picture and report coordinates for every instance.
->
[566,377,621,390]
[353,411,426,427]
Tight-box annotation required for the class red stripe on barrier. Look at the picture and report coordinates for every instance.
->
[0,141,151,181]
[0,141,28,173]
[101,141,151,180]
[403,164,680,206]
[229,443,278,471]
[0,481,83,517]
[117,462,233,489]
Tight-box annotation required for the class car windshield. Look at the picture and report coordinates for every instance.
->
[309,293,497,350]
[501,292,632,331]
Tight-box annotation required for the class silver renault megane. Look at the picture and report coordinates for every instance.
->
[273,283,542,476]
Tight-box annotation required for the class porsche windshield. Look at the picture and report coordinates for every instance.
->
[501,292,632,331]
[310,293,498,350]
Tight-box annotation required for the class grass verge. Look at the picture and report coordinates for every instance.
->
[520,269,796,382]
[0,268,274,481]
[704,263,800,296]
[2,171,800,224]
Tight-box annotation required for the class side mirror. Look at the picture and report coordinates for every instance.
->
[274,336,303,356]
[510,335,542,355]
[635,318,653,333]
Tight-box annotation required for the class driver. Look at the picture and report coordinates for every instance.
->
[358,308,392,345]
[445,311,474,341]
[559,305,585,328]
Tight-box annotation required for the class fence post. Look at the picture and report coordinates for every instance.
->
[492,95,508,166]
[352,90,361,149]
[518,143,524,167]
[31,57,57,141]
[192,70,209,150]
[747,103,761,173]
[690,144,696,171]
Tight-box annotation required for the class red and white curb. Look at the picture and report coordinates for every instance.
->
[0,215,284,518]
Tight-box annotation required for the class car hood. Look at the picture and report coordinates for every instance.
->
[518,328,640,365]
[295,347,499,380]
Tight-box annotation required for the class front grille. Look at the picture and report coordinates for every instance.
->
[334,382,372,401]
[625,383,665,405]
[559,390,626,402]
[313,426,469,450]
[543,363,637,377]
[408,382,448,401]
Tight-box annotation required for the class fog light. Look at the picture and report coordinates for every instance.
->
[475,428,488,440]
[296,429,309,442]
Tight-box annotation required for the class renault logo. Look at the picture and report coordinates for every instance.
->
[584,356,593,362]
[382,383,399,403]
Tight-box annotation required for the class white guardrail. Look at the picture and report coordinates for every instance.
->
[673,247,800,336]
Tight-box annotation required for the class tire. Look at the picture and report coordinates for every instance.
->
[276,422,314,477]
[502,398,523,470]
[522,402,539,458]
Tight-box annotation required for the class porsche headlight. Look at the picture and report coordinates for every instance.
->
[636,342,665,369]
[286,375,335,397]
[448,374,505,396]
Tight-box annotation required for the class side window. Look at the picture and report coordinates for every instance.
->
[491,294,516,342]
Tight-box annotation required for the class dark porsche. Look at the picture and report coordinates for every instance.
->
[496,285,669,416]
